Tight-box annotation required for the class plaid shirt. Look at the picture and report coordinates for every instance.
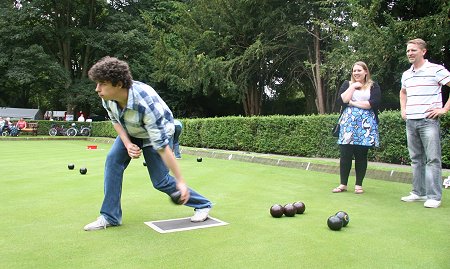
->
[103,81,175,150]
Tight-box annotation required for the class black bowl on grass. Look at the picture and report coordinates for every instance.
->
[293,201,306,214]
[335,211,350,227]
[79,167,87,175]
[270,204,284,218]
[283,203,296,217]
[327,215,343,231]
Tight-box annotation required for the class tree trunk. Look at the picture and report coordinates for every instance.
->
[81,0,95,79]
[312,26,326,114]
[242,83,262,116]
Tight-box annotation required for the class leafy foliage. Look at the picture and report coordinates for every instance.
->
[0,1,448,118]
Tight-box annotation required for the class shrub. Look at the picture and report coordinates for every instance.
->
[34,111,450,167]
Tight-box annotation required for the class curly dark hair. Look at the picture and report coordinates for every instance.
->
[88,56,133,89]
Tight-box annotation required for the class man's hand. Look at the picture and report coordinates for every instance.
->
[176,182,190,204]
[126,143,142,159]
[401,109,407,120]
[426,107,448,119]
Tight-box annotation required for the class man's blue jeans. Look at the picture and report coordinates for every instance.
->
[100,136,212,225]
[406,118,442,201]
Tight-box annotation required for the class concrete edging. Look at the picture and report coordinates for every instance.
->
[181,148,414,184]
[0,136,431,184]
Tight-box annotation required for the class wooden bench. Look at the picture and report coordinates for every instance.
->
[20,122,38,136]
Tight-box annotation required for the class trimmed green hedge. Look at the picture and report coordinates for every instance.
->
[31,111,450,167]
[181,111,449,167]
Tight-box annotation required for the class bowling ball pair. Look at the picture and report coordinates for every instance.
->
[68,163,87,175]
[327,211,350,231]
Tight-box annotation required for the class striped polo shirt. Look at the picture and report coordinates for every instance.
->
[401,60,450,119]
[103,81,175,150]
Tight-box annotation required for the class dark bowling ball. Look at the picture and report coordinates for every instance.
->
[170,190,183,205]
[79,167,87,175]
[68,164,75,170]
[327,215,343,231]
[143,161,147,166]
[283,203,296,217]
[335,211,350,227]
[293,201,306,214]
[197,157,203,162]
[270,204,284,218]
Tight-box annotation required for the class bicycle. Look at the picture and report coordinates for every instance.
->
[48,124,70,136]
[79,123,91,136]
[66,123,91,137]
[66,123,78,137]
[2,125,19,136]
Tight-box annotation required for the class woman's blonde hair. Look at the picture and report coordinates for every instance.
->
[350,61,373,89]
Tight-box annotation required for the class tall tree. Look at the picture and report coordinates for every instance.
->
[326,0,450,110]
[146,0,312,115]
[0,1,70,108]
[0,0,154,116]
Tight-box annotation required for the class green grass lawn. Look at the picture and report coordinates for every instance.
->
[1,140,449,269]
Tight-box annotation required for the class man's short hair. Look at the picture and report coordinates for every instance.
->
[407,38,427,50]
[88,56,133,89]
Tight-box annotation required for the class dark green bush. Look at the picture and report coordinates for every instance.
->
[33,111,450,167]
[181,111,450,167]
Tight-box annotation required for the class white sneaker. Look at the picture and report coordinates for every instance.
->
[191,208,210,222]
[84,215,111,231]
[424,199,441,208]
[401,192,427,202]
[443,177,450,189]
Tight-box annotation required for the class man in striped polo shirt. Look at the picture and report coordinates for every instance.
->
[400,38,450,208]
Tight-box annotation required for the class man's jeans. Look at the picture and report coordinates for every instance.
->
[406,118,442,201]
[100,136,212,225]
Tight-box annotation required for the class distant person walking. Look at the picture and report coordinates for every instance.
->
[172,119,183,159]
[400,38,450,208]
[332,61,381,194]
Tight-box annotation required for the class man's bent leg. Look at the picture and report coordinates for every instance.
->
[143,145,212,209]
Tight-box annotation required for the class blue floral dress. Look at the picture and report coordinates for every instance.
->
[337,106,379,147]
